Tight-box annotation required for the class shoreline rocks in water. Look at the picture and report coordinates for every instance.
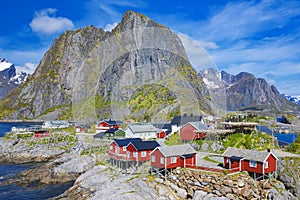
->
[1,135,299,200]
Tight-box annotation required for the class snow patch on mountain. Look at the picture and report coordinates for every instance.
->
[0,58,13,71]
[9,71,29,85]
[282,94,300,105]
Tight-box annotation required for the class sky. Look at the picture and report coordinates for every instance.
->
[0,0,300,96]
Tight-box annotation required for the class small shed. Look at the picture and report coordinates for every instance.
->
[34,130,50,138]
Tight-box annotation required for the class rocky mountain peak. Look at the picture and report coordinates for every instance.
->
[0,11,212,120]
[201,68,300,112]
[113,10,166,33]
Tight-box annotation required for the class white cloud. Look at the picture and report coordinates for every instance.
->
[104,22,118,31]
[30,8,74,35]
[176,32,217,71]
[16,63,37,74]
[200,0,300,42]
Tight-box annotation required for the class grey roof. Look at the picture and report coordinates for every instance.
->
[188,121,208,130]
[171,115,202,126]
[223,147,278,162]
[157,144,197,157]
[127,124,158,133]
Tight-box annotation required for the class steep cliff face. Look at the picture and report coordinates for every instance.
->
[0,11,213,120]
[200,68,300,112]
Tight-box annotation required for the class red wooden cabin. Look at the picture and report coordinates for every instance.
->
[96,119,120,133]
[223,147,278,177]
[150,144,197,169]
[107,138,142,161]
[179,121,208,141]
[126,140,160,162]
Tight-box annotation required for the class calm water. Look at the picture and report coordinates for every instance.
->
[0,122,73,200]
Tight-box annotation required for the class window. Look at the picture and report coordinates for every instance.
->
[127,151,130,158]
[123,146,126,151]
[171,157,177,164]
[133,152,137,158]
[151,156,156,162]
[264,161,268,169]
[160,157,165,164]
[250,160,257,168]
[110,146,113,150]
[141,151,146,157]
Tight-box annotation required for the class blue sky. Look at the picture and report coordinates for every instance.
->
[1,0,300,96]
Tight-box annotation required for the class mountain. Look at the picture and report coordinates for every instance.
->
[0,11,213,121]
[282,94,300,105]
[0,59,29,100]
[200,68,300,112]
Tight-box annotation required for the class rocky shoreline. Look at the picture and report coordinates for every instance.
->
[0,136,299,200]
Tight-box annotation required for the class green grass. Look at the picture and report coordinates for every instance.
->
[222,131,274,150]
[164,133,183,146]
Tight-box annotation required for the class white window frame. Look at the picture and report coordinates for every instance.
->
[264,161,268,169]
[171,157,177,164]
[123,146,126,151]
[133,152,137,158]
[141,151,146,157]
[151,156,156,162]
[127,151,130,158]
[110,146,113,150]
[249,160,257,168]
[160,157,165,164]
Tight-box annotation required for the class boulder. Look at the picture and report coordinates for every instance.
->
[193,190,207,200]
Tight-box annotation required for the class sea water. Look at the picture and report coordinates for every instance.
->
[0,122,73,200]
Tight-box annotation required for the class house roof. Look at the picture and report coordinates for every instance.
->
[113,138,142,147]
[128,140,160,151]
[152,123,172,134]
[100,119,121,126]
[188,121,208,131]
[155,144,197,157]
[126,124,158,133]
[171,115,202,126]
[104,128,121,133]
[222,147,278,163]
[93,132,106,138]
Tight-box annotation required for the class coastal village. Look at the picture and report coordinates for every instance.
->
[0,6,300,200]
[2,112,299,199]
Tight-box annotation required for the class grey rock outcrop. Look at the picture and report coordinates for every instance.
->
[276,159,300,197]
[0,138,65,164]
[53,165,160,200]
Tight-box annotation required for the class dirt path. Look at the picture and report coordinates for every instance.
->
[273,149,300,158]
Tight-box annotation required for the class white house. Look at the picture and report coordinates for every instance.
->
[124,124,158,139]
